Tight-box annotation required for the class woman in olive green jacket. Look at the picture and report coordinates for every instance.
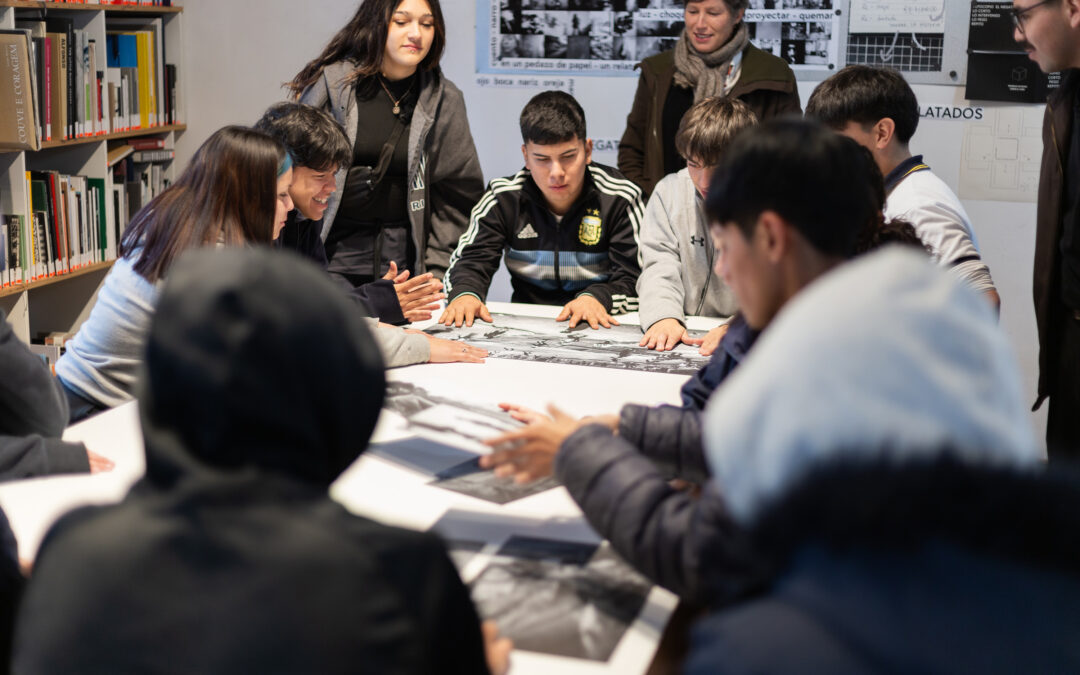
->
[618,0,800,198]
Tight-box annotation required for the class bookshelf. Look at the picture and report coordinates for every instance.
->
[0,1,183,344]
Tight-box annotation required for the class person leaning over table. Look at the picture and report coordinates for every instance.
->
[254,101,488,365]
[13,247,512,675]
[54,126,294,423]
[0,312,114,479]
[288,0,484,288]
[255,101,446,326]
[685,254,1075,674]
[805,65,1001,311]
[440,90,645,331]
[618,0,800,198]
[480,120,929,604]
[636,96,756,356]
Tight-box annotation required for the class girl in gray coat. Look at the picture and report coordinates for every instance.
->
[287,0,484,285]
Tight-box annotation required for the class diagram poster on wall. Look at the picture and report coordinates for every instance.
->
[476,0,843,77]
[846,0,946,72]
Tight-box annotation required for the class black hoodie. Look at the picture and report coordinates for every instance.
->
[13,248,489,674]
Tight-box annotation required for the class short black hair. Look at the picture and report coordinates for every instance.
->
[706,118,878,259]
[253,102,351,173]
[805,65,920,145]
[519,90,586,146]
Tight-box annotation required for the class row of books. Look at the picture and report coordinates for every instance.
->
[44,2,175,5]
[0,137,174,287]
[0,16,178,150]
[0,171,110,287]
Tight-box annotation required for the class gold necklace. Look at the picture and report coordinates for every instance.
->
[377,75,414,117]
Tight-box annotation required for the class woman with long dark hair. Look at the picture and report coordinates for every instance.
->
[56,126,294,420]
[288,0,484,289]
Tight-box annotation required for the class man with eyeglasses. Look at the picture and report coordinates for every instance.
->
[1018,0,1080,460]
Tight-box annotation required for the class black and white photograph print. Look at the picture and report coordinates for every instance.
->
[482,0,840,74]
[376,381,562,504]
[447,539,488,572]
[613,34,636,60]
[425,313,711,376]
[567,34,591,59]
[545,35,569,58]
[469,537,653,661]
[521,10,544,34]
[520,34,545,57]
[545,11,569,36]
[432,457,561,505]
[749,20,782,57]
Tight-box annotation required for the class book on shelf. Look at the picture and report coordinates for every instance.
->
[131,148,173,163]
[24,169,109,281]
[0,30,40,152]
[127,137,164,150]
[2,215,26,287]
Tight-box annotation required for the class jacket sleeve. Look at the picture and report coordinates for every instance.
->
[618,403,709,483]
[555,423,749,603]
[424,86,486,280]
[443,181,509,303]
[352,280,408,325]
[0,311,70,439]
[0,314,90,479]
[364,319,431,367]
[618,65,656,197]
[636,183,689,329]
[0,436,90,480]
[892,201,998,295]
[583,184,644,314]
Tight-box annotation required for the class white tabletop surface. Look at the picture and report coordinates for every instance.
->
[0,301,719,674]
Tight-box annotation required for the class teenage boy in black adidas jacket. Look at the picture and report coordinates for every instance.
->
[440,91,644,330]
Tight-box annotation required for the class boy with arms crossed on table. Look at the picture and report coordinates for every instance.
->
[440,91,645,330]
[480,120,892,604]
[805,65,1001,309]
[637,96,755,355]
[255,102,487,366]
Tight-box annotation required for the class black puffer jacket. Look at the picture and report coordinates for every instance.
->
[14,248,489,674]
[686,457,1080,674]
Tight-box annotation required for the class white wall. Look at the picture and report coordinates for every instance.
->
[178,0,1046,445]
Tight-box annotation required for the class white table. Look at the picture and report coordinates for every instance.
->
[0,302,723,674]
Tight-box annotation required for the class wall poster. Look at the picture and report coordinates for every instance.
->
[477,0,844,78]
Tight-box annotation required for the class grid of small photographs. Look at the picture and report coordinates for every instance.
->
[497,0,683,63]
[492,0,838,71]
[747,0,835,67]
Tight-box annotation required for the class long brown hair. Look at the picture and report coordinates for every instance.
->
[119,126,286,283]
[287,0,446,97]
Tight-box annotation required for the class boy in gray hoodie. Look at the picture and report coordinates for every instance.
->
[637,97,756,355]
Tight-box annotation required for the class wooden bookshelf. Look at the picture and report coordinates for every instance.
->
[39,124,186,149]
[0,2,181,14]
[0,260,114,298]
[0,1,184,343]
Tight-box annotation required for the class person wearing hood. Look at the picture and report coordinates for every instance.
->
[480,120,892,603]
[13,248,510,675]
[684,246,1077,673]
[617,0,800,198]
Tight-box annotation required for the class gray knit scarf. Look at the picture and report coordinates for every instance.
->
[673,21,749,102]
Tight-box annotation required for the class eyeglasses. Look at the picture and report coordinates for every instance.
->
[1011,0,1055,34]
